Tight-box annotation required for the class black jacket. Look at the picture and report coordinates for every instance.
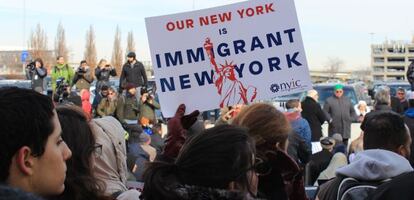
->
[391,96,404,114]
[301,96,327,141]
[26,66,47,92]
[119,60,147,90]
[95,66,117,91]
[369,172,414,200]
[287,131,311,167]
[308,149,333,185]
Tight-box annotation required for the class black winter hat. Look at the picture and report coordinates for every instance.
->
[127,52,136,58]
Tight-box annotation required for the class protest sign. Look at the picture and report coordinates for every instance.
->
[146,0,312,117]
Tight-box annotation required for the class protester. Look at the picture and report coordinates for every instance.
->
[331,133,346,154]
[407,60,414,91]
[92,85,109,112]
[97,87,118,117]
[119,52,147,94]
[372,86,392,111]
[116,83,139,125]
[95,59,117,94]
[396,87,409,111]
[90,116,140,200]
[307,137,335,186]
[354,100,370,121]
[53,105,111,200]
[315,153,348,186]
[368,171,414,200]
[287,130,311,168]
[0,87,72,197]
[25,58,47,93]
[232,103,307,200]
[138,87,160,127]
[317,111,413,200]
[51,56,74,93]
[141,125,259,200]
[80,89,92,118]
[301,89,327,142]
[126,125,148,182]
[150,123,165,154]
[323,84,357,146]
[73,60,94,92]
[404,92,414,166]
[285,99,312,148]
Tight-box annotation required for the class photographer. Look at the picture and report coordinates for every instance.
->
[53,77,82,106]
[73,60,94,92]
[138,86,160,126]
[25,58,47,93]
[95,59,116,94]
[51,56,74,93]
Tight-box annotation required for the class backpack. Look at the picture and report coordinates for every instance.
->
[337,177,390,200]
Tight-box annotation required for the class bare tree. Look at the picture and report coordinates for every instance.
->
[84,25,97,73]
[111,26,123,75]
[325,57,344,79]
[28,23,53,68]
[55,22,69,61]
[126,31,135,55]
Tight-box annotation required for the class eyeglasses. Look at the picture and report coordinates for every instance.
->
[397,92,405,95]
[335,90,343,93]
[92,144,103,157]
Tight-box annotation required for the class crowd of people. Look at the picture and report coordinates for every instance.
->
[3,57,414,200]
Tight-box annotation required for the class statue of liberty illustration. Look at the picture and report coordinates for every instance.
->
[203,38,257,108]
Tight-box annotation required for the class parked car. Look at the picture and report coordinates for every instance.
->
[0,80,31,89]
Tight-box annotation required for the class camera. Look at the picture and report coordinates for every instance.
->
[141,86,154,97]
[77,67,86,74]
[55,77,70,103]
[26,61,36,71]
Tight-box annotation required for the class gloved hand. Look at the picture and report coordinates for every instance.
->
[162,104,199,160]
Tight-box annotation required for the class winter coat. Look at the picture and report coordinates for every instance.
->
[369,171,414,200]
[284,110,312,148]
[119,60,147,90]
[97,97,117,117]
[90,117,129,196]
[26,66,47,92]
[317,149,413,200]
[391,96,404,114]
[138,98,160,124]
[51,63,75,92]
[404,108,414,166]
[73,66,94,91]
[323,95,357,139]
[95,66,117,91]
[150,133,165,155]
[80,90,92,117]
[287,131,311,167]
[116,94,139,124]
[257,150,307,200]
[315,153,347,185]
[128,142,149,182]
[308,149,333,185]
[301,96,327,141]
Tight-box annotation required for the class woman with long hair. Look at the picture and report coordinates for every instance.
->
[232,103,307,200]
[141,125,259,200]
[51,105,112,200]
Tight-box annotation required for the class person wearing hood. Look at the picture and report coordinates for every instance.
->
[404,92,414,166]
[80,89,92,119]
[51,56,75,93]
[284,99,311,166]
[317,111,413,200]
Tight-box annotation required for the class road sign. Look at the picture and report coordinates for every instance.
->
[21,51,29,62]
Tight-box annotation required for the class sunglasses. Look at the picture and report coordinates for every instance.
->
[335,90,343,93]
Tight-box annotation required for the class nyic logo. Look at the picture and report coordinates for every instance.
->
[270,79,302,93]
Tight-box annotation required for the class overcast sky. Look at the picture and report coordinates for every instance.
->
[0,0,413,70]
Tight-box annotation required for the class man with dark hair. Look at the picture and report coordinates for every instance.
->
[119,52,147,93]
[404,92,414,166]
[51,56,74,93]
[317,111,412,200]
[407,61,414,91]
[396,87,409,112]
[0,87,72,197]
[73,60,94,92]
